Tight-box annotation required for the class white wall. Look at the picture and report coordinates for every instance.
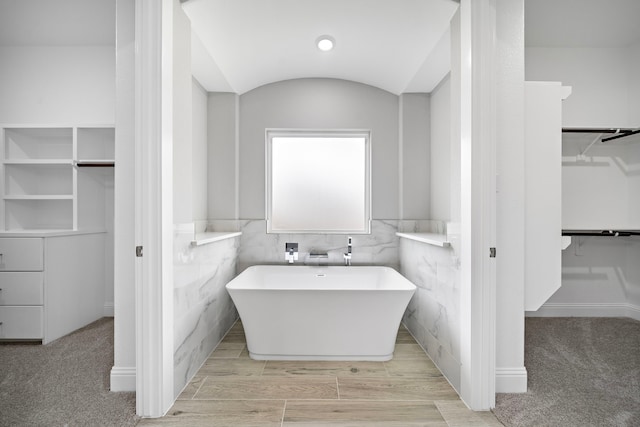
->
[430,76,451,221]
[531,237,640,321]
[400,93,430,219]
[631,43,640,124]
[192,79,208,225]
[172,5,192,225]
[0,46,115,124]
[526,47,635,128]
[207,92,238,220]
[562,142,640,230]
[206,79,434,223]
[626,240,640,310]
[237,78,401,220]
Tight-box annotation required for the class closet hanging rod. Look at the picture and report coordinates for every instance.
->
[601,128,640,143]
[75,161,115,168]
[562,128,623,133]
[562,229,640,237]
[562,127,640,143]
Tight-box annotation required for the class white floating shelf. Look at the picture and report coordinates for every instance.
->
[191,231,242,246]
[396,232,451,247]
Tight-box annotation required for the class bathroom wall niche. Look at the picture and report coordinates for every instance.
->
[265,129,371,234]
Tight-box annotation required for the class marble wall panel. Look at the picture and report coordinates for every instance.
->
[173,225,240,398]
[237,219,401,271]
[400,234,461,392]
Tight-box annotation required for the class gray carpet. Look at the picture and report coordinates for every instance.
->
[494,317,640,427]
[0,317,138,427]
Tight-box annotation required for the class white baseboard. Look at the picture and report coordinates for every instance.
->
[104,302,114,317]
[526,303,640,321]
[110,366,136,392]
[496,367,527,393]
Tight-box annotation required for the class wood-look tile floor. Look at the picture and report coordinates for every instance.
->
[138,322,504,426]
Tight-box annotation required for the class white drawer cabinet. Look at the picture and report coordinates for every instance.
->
[0,233,104,343]
[0,272,44,305]
[0,306,43,339]
[0,238,43,271]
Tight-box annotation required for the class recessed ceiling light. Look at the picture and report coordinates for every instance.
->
[316,35,335,52]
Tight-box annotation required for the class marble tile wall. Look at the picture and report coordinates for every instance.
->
[400,222,462,392]
[173,224,240,398]
[236,219,401,271]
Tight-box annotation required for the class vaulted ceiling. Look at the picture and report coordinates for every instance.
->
[182,0,459,94]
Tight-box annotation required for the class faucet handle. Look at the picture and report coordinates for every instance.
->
[285,242,298,263]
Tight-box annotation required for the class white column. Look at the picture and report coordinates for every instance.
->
[495,0,527,394]
[456,0,498,410]
[134,0,174,417]
[111,0,136,393]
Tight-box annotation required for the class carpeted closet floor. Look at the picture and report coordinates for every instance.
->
[494,317,640,427]
[0,317,138,427]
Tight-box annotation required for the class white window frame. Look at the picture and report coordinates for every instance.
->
[265,129,371,234]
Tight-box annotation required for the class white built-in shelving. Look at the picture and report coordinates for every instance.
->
[0,125,114,232]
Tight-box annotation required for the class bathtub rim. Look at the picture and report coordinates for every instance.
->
[226,264,417,292]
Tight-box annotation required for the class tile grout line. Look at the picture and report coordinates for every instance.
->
[191,375,208,400]
[336,376,341,400]
[382,361,391,377]
[281,399,287,427]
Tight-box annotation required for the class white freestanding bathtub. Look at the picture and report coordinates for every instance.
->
[225,265,416,361]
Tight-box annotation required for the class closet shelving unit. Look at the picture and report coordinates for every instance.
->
[560,127,640,240]
[0,125,114,232]
[0,125,114,343]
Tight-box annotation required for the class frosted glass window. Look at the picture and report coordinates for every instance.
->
[266,130,371,233]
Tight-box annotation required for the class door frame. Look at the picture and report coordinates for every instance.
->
[133,0,500,416]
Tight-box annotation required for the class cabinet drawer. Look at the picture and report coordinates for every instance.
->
[0,238,43,271]
[0,306,43,339]
[0,272,43,305]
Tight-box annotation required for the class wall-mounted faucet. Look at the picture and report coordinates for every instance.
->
[309,250,329,267]
[343,236,352,266]
[285,242,298,264]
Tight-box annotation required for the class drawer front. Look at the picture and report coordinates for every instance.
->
[0,306,43,339]
[0,272,44,305]
[0,238,43,271]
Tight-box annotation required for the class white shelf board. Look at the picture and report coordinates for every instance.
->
[0,229,106,237]
[4,159,73,165]
[191,231,242,246]
[4,195,73,200]
[396,232,451,247]
[75,159,115,164]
